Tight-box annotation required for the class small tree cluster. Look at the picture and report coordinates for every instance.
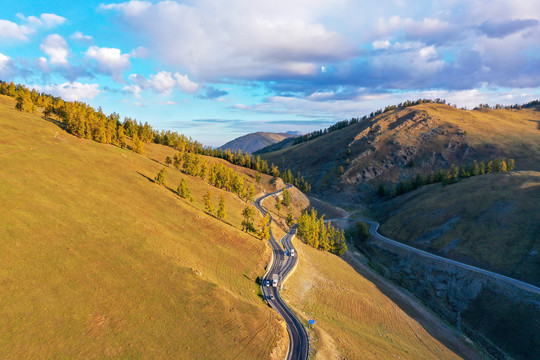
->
[297,209,347,256]
[388,158,515,197]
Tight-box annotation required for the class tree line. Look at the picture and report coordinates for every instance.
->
[378,158,515,198]
[1,80,311,193]
[297,209,347,256]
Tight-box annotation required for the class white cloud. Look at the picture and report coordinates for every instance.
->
[85,46,131,80]
[42,82,101,101]
[102,0,356,80]
[372,40,391,50]
[127,71,199,95]
[70,31,93,44]
[40,13,66,27]
[0,19,34,41]
[0,53,15,76]
[123,84,142,99]
[173,73,199,93]
[40,34,69,66]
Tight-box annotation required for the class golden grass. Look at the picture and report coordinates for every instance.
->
[0,95,285,359]
[281,241,463,360]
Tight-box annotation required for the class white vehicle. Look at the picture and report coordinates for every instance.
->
[290,248,295,257]
[272,274,279,287]
[266,280,270,287]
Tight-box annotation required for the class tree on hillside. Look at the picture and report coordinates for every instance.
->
[275,197,282,212]
[241,205,256,233]
[203,191,214,215]
[217,195,226,220]
[132,133,145,154]
[255,171,261,184]
[177,178,190,199]
[507,158,515,171]
[286,212,294,227]
[245,184,256,203]
[377,183,386,197]
[117,126,127,148]
[282,189,291,206]
[259,213,271,241]
[155,168,166,186]
[165,156,172,166]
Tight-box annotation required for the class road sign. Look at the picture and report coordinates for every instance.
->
[308,320,315,324]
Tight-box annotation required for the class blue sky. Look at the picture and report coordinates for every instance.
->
[1,0,539,146]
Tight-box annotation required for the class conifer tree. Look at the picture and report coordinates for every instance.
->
[117,126,127,148]
[241,205,256,233]
[132,133,145,154]
[203,191,214,215]
[282,189,291,206]
[275,197,282,212]
[217,195,226,220]
[165,156,172,166]
[155,168,166,186]
[507,158,515,171]
[259,213,271,240]
[177,179,190,199]
[286,212,294,227]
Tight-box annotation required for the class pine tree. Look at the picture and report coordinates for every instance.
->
[165,156,172,166]
[507,158,515,171]
[203,191,214,215]
[241,205,256,233]
[286,212,294,227]
[155,168,166,186]
[117,126,127,148]
[177,179,190,199]
[282,189,291,206]
[275,197,282,212]
[217,195,226,220]
[255,171,261,184]
[377,183,386,197]
[259,213,271,240]
[132,133,145,154]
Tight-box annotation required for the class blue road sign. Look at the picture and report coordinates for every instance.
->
[308,320,315,325]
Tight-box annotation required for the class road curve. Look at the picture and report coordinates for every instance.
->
[255,186,309,360]
[327,217,540,294]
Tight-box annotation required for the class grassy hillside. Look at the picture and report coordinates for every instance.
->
[377,171,540,286]
[281,240,470,360]
[0,95,287,359]
[259,103,540,198]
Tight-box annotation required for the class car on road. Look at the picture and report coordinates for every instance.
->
[269,294,274,301]
[266,280,270,286]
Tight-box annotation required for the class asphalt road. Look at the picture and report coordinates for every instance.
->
[327,217,540,295]
[255,187,309,360]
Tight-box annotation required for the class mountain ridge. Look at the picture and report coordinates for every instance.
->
[219,131,299,154]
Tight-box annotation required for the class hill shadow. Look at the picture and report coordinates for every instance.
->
[42,116,67,130]
[527,119,540,130]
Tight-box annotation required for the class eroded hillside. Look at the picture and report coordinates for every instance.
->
[259,103,540,200]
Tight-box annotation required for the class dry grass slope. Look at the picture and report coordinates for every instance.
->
[281,240,464,360]
[0,95,286,360]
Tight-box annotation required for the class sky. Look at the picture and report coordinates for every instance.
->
[1,0,539,147]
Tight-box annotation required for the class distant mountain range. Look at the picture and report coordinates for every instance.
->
[219,131,300,154]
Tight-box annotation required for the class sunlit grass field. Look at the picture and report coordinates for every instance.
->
[0,95,286,359]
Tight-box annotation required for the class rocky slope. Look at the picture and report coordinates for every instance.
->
[259,103,540,200]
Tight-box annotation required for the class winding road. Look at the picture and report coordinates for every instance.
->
[327,217,540,294]
[255,187,309,360]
